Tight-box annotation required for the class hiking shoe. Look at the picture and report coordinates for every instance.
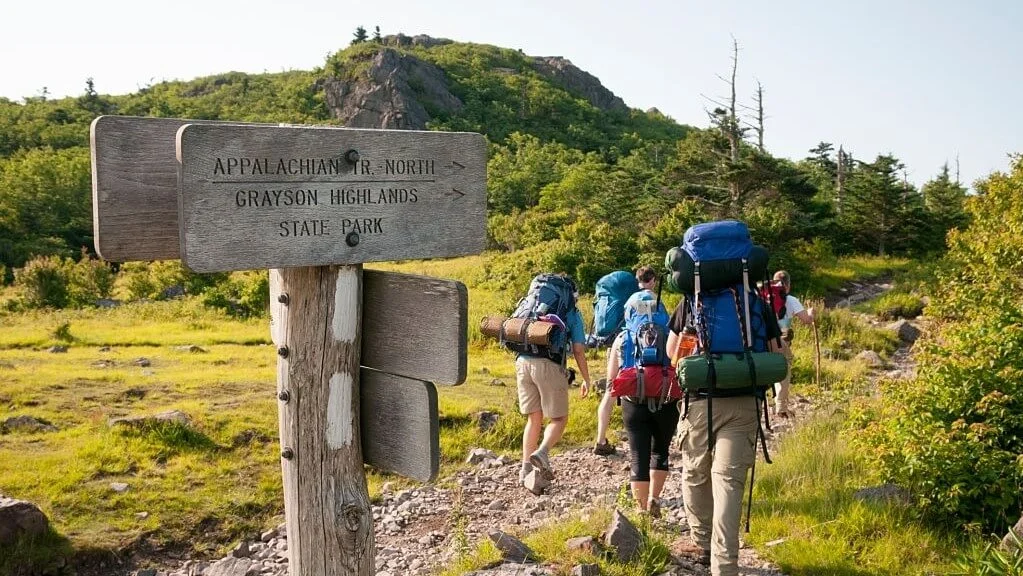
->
[647,499,662,519]
[519,461,534,483]
[593,440,616,456]
[528,450,555,481]
[671,538,710,566]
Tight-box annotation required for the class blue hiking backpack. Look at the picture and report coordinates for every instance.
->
[502,273,578,365]
[620,290,671,370]
[588,271,640,349]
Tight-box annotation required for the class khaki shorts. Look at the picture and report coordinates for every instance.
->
[515,356,570,418]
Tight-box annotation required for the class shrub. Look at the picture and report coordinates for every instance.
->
[202,270,270,318]
[116,261,228,301]
[14,255,71,308]
[867,291,926,320]
[67,251,115,306]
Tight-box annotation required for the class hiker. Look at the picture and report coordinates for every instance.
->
[768,270,815,418]
[593,266,661,456]
[604,293,679,517]
[512,273,592,486]
[664,220,786,575]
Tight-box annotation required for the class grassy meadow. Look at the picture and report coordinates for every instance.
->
[0,253,976,575]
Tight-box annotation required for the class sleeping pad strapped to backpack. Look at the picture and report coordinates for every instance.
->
[588,271,640,349]
[501,274,577,365]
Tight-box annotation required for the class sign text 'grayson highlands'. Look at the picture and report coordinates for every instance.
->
[215,156,435,238]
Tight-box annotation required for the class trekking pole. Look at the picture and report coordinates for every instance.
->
[745,426,757,533]
[812,318,823,390]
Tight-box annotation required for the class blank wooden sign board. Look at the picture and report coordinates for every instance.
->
[176,123,487,272]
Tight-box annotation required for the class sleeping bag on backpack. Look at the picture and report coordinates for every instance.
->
[665,220,769,294]
[588,271,639,349]
[501,274,577,364]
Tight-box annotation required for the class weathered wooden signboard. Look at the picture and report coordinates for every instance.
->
[176,123,487,272]
[91,115,485,575]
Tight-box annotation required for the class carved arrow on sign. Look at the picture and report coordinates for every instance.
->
[450,161,465,170]
[444,188,466,199]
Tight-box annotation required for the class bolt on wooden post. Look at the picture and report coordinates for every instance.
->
[91,116,485,576]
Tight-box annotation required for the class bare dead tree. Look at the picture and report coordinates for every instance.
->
[955,153,961,186]
[739,80,766,152]
[701,37,744,206]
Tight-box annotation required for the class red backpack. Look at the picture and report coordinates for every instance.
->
[760,282,788,320]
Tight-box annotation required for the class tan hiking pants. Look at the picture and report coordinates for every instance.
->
[773,339,794,414]
[678,396,758,576]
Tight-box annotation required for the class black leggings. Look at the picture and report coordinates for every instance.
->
[621,399,680,481]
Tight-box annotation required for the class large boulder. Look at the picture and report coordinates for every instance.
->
[531,56,628,113]
[0,496,50,546]
[1002,516,1023,552]
[887,319,921,343]
[605,508,643,562]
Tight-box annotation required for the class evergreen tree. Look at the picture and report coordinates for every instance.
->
[352,26,368,45]
[921,162,968,244]
[842,154,918,256]
[372,26,382,42]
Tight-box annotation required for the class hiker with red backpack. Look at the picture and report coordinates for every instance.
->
[503,273,592,489]
[592,266,663,456]
[604,270,681,517]
[763,270,815,418]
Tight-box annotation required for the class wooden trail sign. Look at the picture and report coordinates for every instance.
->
[176,123,487,272]
[93,116,486,576]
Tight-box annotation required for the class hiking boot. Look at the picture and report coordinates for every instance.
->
[671,538,710,566]
[528,450,555,481]
[593,440,616,456]
[519,461,534,483]
[647,499,662,519]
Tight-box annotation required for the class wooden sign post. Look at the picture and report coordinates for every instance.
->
[90,116,486,576]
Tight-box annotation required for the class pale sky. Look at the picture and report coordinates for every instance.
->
[3,0,1020,190]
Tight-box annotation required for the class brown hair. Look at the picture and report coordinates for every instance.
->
[636,265,657,284]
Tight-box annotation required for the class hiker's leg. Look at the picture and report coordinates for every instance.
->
[516,357,544,464]
[679,400,713,550]
[595,388,614,445]
[539,415,567,453]
[774,340,794,415]
[709,398,758,576]
[535,358,571,453]
[650,400,680,501]
[522,411,544,464]
[622,399,652,508]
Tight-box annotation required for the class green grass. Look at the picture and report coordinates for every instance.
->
[800,255,913,299]
[747,411,959,575]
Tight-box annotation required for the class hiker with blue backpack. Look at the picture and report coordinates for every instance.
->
[664,221,787,575]
[500,273,592,488]
[591,267,663,456]
[604,270,681,517]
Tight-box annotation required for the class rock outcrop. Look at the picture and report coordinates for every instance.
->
[323,48,463,130]
[531,56,627,113]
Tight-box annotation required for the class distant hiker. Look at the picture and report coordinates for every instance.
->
[766,270,815,418]
[603,275,679,517]
[507,273,592,488]
[593,266,663,456]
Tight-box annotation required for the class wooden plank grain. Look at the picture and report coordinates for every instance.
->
[271,265,373,576]
[176,123,487,272]
[360,370,439,482]
[91,115,272,261]
[362,269,467,385]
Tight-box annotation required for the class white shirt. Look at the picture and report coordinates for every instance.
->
[778,294,805,330]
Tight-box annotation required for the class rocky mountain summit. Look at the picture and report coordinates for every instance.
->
[323,34,628,130]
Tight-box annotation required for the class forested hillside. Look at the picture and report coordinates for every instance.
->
[0,34,966,297]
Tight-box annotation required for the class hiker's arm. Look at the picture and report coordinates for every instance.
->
[606,339,621,381]
[573,343,591,398]
[796,307,815,324]
[666,331,679,362]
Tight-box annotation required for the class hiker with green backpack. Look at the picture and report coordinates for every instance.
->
[664,221,787,575]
